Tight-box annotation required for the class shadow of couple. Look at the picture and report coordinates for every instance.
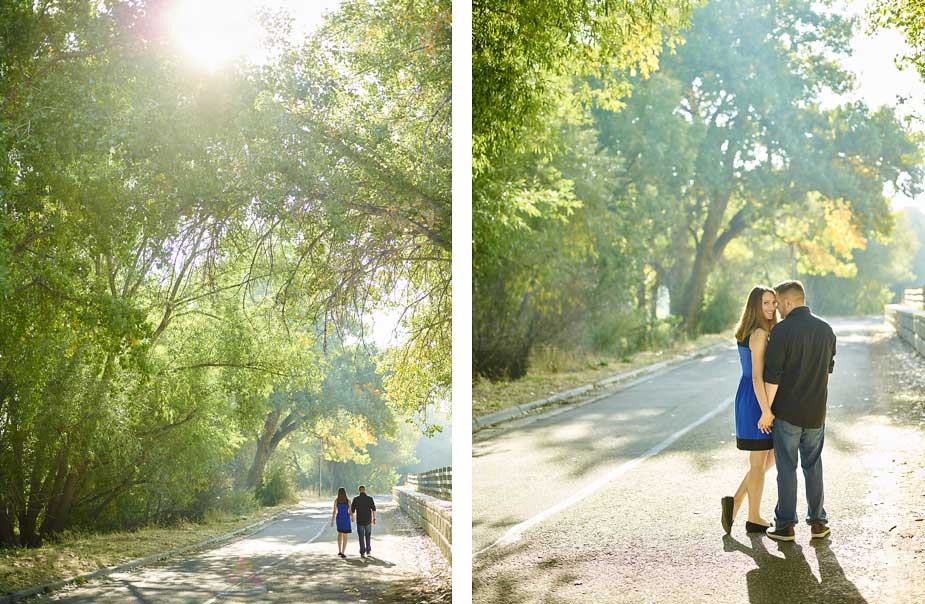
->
[339,554,396,568]
[723,534,868,604]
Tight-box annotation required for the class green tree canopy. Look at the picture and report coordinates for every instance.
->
[0,0,449,547]
[472,0,696,378]
[473,0,924,381]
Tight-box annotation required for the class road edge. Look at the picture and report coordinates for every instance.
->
[472,340,732,432]
[0,503,307,604]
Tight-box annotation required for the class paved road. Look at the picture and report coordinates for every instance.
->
[473,317,925,604]
[42,497,446,604]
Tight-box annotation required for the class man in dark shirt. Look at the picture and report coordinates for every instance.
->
[350,485,377,557]
[762,280,836,542]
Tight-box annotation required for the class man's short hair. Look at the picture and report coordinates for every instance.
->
[774,280,805,299]
[358,485,366,491]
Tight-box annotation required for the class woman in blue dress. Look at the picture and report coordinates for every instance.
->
[721,286,778,535]
[331,487,352,557]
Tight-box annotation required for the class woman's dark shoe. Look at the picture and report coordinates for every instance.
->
[745,521,770,534]
[721,496,734,534]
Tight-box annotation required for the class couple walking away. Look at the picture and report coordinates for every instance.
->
[331,485,377,558]
[722,280,837,542]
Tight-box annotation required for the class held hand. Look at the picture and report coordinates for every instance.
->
[757,412,775,434]
[373,518,376,525]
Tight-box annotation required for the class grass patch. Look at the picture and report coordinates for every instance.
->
[0,495,322,595]
[473,330,733,419]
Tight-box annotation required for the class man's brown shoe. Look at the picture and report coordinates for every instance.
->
[767,526,796,542]
[810,523,830,539]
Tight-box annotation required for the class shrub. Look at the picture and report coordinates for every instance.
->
[256,465,296,507]
[700,279,740,334]
[473,337,532,380]
[216,490,259,516]
[647,317,680,349]
[586,309,646,354]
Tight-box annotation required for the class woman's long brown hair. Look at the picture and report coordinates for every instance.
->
[337,488,348,504]
[734,286,777,343]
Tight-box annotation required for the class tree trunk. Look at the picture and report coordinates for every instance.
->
[19,441,55,547]
[245,408,303,491]
[39,447,69,537]
[681,191,732,330]
[246,409,282,490]
[42,465,83,536]
[0,501,15,546]
[18,500,42,547]
[318,438,324,497]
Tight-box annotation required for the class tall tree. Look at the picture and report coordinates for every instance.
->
[595,0,924,330]
[472,0,695,377]
[0,0,450,546]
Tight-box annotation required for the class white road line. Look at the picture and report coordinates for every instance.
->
[202,510,328,604]
[474,395,734,558]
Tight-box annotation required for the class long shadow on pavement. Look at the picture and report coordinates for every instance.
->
[722,535,868,604]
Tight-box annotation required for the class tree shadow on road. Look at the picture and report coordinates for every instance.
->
[722,535,868,604]
[474,540,582,604]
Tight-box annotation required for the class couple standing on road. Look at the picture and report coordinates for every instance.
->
[722,280,837,542]
[331,485,377,558]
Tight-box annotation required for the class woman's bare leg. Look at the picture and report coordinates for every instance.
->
[732,468,749,519]
[733,450,774,522]
[746,450,771,524]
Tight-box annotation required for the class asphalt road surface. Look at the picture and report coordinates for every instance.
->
[40,497,446,604]
[473,317,925,604]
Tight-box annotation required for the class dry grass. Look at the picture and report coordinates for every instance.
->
[473,330,733,419]
[0,497,323,594]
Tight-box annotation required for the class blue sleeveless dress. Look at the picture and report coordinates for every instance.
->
[336,502,352,533]
[735,340,773,450]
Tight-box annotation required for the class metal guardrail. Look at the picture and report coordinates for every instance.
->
[405,466,451,501]
[902,286,924,310]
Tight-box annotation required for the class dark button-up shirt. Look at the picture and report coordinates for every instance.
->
[350,493,376,525]
[763,306,836,429]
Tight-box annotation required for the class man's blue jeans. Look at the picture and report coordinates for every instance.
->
[357,523,372,554]
[773,417,828,529]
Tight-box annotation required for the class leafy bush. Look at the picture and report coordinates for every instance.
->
[256,465,296,507]
[217,490,259,516]
[647,317,681,349]
[700,279,740,334]
[473,336,533,380]
[587,309,646,354]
